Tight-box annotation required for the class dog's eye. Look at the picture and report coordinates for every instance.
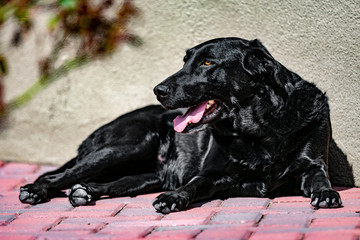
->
[204,61,212,66]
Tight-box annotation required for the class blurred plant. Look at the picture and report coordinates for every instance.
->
[0,0,140,118]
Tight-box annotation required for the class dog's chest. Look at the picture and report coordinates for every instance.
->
[157,131,212,190]
[226,137,276,176]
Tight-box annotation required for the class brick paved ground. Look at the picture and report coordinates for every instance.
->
[0,161,359,240]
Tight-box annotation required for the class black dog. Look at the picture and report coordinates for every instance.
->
[19,37,342,213]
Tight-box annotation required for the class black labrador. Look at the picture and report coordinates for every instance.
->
[19,37,342,213]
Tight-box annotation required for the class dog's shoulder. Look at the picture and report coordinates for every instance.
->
[290,80,330,122]
[254,75,329,137]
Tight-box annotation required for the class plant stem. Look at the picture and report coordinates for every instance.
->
[2,55,89,117]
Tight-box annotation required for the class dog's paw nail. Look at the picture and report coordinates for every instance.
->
[72,189,88,197]
[72,197,87,206]
[171,203,178,211]
[331,202,339,208]
[69,184,92,207]
[19,191,30,201]
[311,197,319,206]
[161,207,171,214]
[318,201,328,208]
[72,184,86,190]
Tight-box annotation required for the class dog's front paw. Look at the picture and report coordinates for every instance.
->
[153,191,190,214]
[19,184,48,205]
[69,184,92,207]
[311,189,342,208]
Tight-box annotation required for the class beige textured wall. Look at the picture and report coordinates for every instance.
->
[0,0,359,185]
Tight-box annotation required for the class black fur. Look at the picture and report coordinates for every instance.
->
[19,37,342,213]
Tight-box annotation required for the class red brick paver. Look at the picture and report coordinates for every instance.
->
[0,161,359,240]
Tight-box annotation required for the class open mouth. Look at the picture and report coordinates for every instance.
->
[173,100,222,133]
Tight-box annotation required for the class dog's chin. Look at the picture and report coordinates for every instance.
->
[181,122,209,134]
[158,102,177,110]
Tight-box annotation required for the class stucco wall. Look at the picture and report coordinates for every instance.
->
[0,0,359,185]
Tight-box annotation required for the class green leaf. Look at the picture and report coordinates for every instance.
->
[14,8,29,24]
[58,0,77,9]
[48,15,60,30]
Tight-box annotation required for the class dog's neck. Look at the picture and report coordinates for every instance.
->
[213,89,291,140]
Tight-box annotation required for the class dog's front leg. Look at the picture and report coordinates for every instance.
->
[153,176,220,214]
[301,165,342,208]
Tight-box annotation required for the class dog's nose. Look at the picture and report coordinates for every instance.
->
[154,85,170,97]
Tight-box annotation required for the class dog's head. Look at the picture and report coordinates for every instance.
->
[154,37,287,134]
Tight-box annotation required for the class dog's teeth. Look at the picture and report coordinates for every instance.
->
[207,100,215,109]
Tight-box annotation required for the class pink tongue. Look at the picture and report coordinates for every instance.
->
[173,102,208,132]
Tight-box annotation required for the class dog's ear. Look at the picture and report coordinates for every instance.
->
[242,39,274,76]
[243,39,287,94]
